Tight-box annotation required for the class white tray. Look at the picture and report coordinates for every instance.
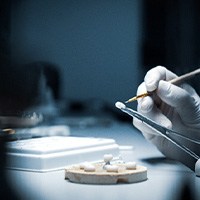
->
[6,136,120,172]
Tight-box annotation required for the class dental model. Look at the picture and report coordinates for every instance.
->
[65,154,147,184]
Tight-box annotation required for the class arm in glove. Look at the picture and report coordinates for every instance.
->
[133,66,200,170]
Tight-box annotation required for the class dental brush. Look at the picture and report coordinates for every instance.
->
[125,68,200,103]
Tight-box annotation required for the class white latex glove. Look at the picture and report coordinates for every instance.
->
[133,66,200,170]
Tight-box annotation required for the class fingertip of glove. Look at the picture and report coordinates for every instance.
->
[139,96,154,113]
[165,120,173,130]
[144,77,158,92]
[157,80,172,96]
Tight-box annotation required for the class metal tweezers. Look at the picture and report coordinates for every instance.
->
[119,104,200,162]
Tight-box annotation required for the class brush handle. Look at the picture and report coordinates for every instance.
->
[170,68,200,85]
[126,68,200,103]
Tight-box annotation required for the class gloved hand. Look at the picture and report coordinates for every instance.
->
[133,66,200,170]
